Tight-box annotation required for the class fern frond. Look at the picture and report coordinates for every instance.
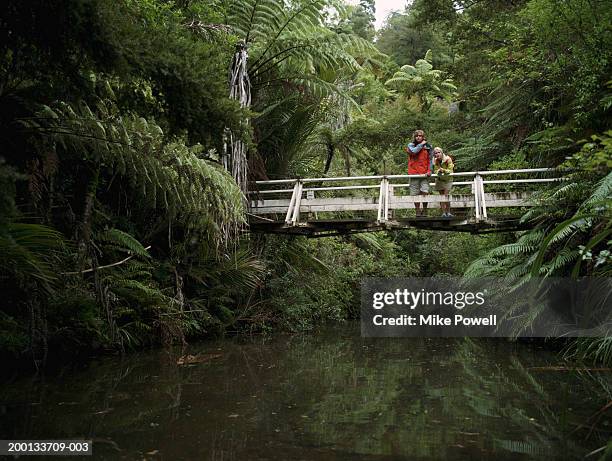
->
[24,99,246,246]
[97,229,150,258]
[0,223,65,288]
[542,248,580,275]
[582,171,612,209]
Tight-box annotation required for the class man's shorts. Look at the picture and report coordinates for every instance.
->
[409,177,430,195]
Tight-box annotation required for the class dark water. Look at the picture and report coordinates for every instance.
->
[1,324,611,460]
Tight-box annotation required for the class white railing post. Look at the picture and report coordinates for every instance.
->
[290,180,303,225]
[377,177,388,223]
[285,179,300,224]
[387,183,394,220]
[476,174,487,220]
[472,174,481,221]
[383,178,390,222]
[472,174,487,221]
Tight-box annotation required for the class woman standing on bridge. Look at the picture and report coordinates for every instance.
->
[406,130,433,217]
[433,147,454,218]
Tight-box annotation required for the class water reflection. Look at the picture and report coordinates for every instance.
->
[1,325,610,460]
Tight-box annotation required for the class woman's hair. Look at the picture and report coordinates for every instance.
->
[413,130,426,142]
[433,147,445,164]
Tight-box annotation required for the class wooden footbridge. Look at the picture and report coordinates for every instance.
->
[247,168,562,236]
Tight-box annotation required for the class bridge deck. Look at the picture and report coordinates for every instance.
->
[248,216,528,236]
[247,169,561,236]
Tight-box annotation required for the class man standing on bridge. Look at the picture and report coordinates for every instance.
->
[406,130,433,217]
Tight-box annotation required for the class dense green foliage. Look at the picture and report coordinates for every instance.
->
[0,0,610,374]
[0,0,249,363]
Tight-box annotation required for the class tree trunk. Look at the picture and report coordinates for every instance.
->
[225,42,251,196]
[77,164,100,269]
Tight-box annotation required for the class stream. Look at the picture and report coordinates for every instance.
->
[1,322,610,460]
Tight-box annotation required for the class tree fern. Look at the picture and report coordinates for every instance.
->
[220,0,383,187]
[19,99,245,246]
[385,50,457,110]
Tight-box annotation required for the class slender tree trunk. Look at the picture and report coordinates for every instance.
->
[77,164,100,268]
[324,142,334,174]
[28,288,47,371]
[225,42,251,196]
[343,147,351,176]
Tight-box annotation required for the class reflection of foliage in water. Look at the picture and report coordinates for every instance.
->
[0,351,185,442]
[279,335,611,459]
[453,340,579,458]
[1,330,611,459]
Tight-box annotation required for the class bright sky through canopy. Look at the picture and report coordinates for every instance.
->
[346,0,408,29]
[373,0,408,29]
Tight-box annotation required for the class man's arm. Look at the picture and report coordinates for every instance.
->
[407,142,423,154]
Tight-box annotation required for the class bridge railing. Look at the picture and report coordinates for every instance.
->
[248,168,563,226]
